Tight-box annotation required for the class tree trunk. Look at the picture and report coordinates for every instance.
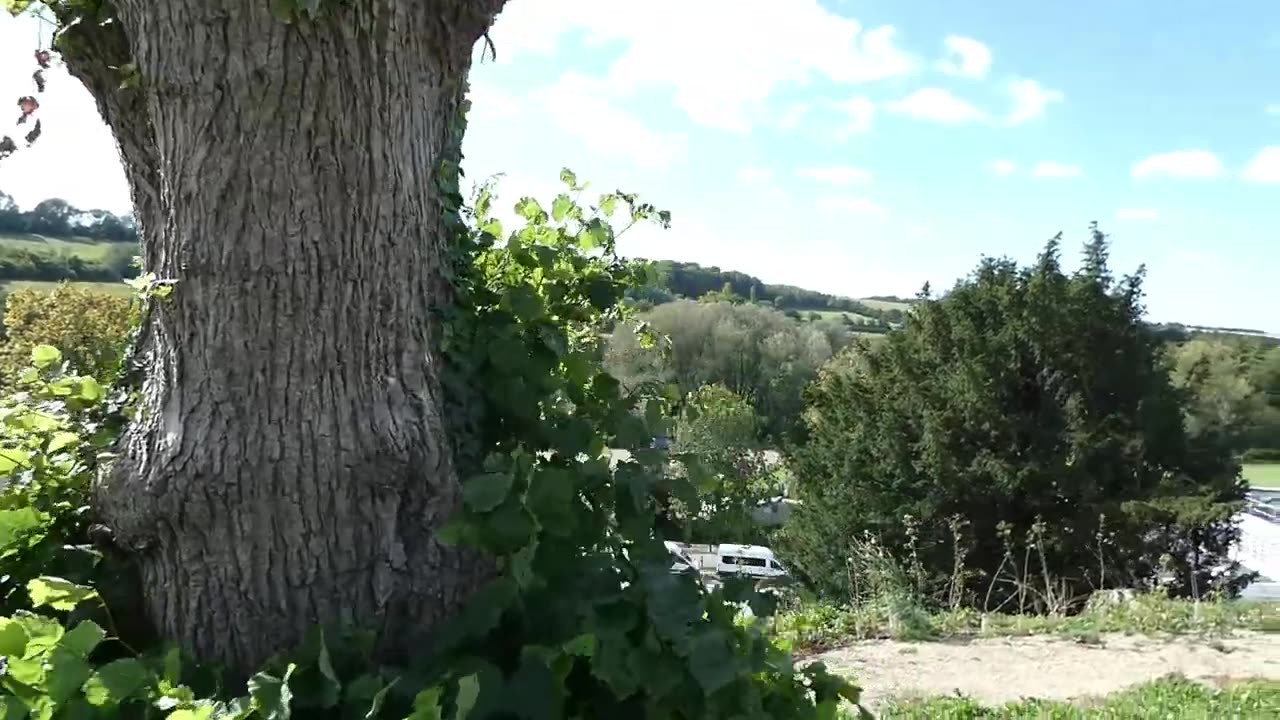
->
[62,0,506,676]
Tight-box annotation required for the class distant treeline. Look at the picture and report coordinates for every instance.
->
[0,191,139,282]
[629,259,912,324]
[0,191,138,243]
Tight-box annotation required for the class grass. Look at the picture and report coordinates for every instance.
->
[1244,463,1280,489]
[0,280,135,298]
[863,675,1280,719]
[857,298,914,313]
[0,233,130,261]
[771,594,1280,655]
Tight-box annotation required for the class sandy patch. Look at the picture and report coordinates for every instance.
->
[813,632,1280,711]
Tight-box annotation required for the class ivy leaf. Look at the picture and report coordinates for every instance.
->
[525,468,576,534]
[47,431,80,454]
[31,344,61,369]
[82,658,151,707]
[47,646,93,703]
[247,664,296,720]
[503,652,561,720]
[462,472,513,513]
[58,620,105,659]
[28,576,100,611]
[558,168,580,190]
[0,618,27,657]
[167,708,215,720]
[0,506,43,557]
[551,194,573,223]
[514,198,548,225]
[76,377,103,403]
[687,629,737,695]
[453,674,479,720]
[407,686,443,720]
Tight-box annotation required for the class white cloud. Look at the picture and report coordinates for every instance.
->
[989,159,1018,177]
[1116,208,1159,221]
[798,165,873,184]
[778,103,810,129]
[937,36,992,79]
[531,72,686,169]
[1031,161,1082,178]
[885,88,986,125]
[1266,104,1280,115]
[738,166,773,183]
[1241,147,1280,184]
[815,194,888,217]
[832,96,876,137]
[1003,78,1063,126]
[488,0,917,133]
[1131,150,1224,180]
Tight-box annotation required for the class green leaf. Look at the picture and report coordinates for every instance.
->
[82,658,151,707]
[58,620,105,659]
[31,345,61,369]
[0,506,44,556]
[514,198,548,225]
[0,618,28,657]
[558,168,580,190]
[551,194,573,223]
[687,629,737,695]
[76,377,103,403]
[247,664,295,720]
[47,431,80,454]
[525,468,576,534]
[453,675,479,720]
[28,577,100,611]
[0,448,34,476]
[407,686,443,720]
[167,708,215,720]
[598,194,618,216]
[2,1,35,19]
[462,472,513,513]
[47,646,93,703]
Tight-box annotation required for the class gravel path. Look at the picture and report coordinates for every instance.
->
[813,632,1280,711]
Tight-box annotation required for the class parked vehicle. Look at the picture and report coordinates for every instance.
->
[715,543,788,580]
[665,541,700,577]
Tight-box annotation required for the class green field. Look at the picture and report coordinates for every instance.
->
[1245,463,1280,489]
[0,280,135,297]
[0,233,131,261]
[858,297,914,313]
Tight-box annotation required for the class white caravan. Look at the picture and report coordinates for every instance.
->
[715,544,788,580]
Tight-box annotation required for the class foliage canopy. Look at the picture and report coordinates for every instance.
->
[780,228,1251,606]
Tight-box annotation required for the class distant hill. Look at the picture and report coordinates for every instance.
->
[629,259,916,325]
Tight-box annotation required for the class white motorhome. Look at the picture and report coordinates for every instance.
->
[715,544,788,580]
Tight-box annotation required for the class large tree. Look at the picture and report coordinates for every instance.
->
[22,0,506,673]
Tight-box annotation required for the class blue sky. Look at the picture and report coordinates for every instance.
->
[2,1,1277,331]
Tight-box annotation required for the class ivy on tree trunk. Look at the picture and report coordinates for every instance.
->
[55,0,507,676]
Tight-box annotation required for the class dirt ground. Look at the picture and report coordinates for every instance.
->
[814,632,1280,711]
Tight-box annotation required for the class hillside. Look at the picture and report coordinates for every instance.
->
[630,258,915,324]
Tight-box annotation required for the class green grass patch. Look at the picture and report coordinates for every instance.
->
[0,280,135,298]
[868,675,1280,718]
[772,594,1280,655]
[1244,463,1280,489]
[0,233,131,261]
[857,298,913,313]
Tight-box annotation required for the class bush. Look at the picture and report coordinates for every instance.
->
[0,283,135,387]
[1243,448,1280,463]
[779,229,1250,608]
[0,172,866,719]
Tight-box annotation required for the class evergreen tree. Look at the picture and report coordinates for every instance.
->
[780,227,1250,606]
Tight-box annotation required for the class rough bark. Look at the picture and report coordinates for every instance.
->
[64,0,507,676]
